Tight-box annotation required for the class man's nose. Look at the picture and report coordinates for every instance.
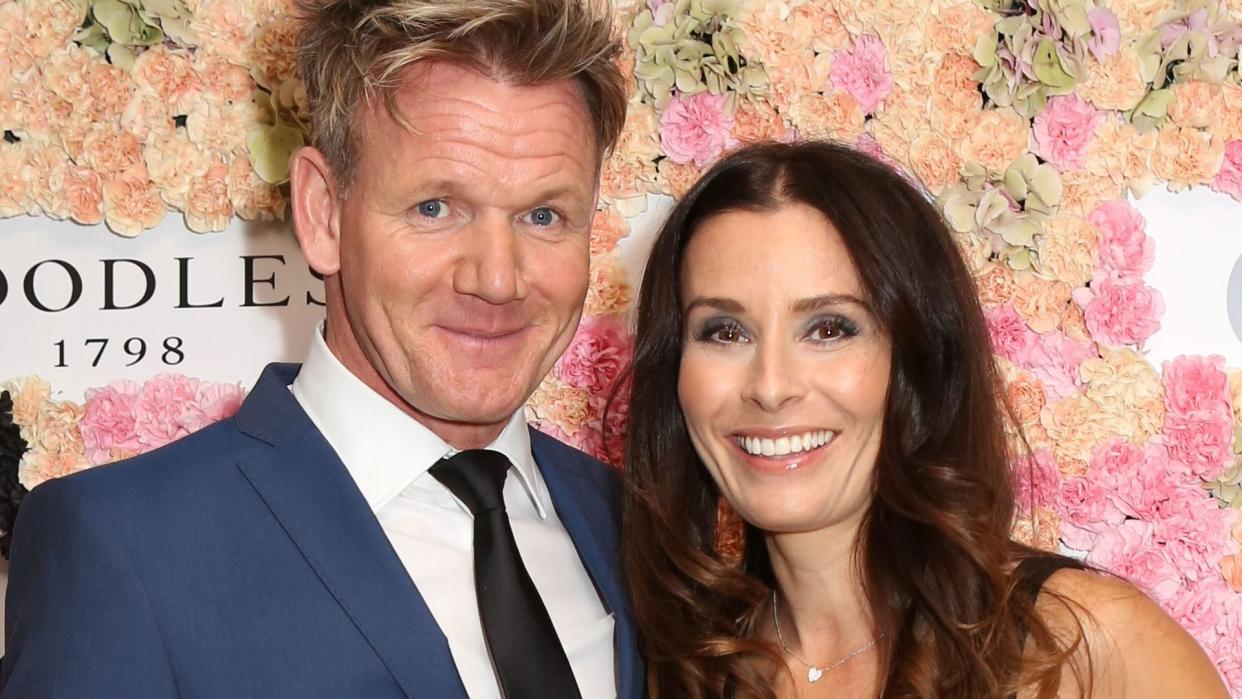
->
[452,214,528,304]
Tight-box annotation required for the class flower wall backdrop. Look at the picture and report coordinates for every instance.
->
[3,0,1242,690]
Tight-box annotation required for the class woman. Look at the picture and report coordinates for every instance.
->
[621,141,1226,698]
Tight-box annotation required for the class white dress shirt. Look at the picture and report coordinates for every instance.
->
[290,326,616,698]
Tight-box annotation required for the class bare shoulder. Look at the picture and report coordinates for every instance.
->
[1036,567,1228,699]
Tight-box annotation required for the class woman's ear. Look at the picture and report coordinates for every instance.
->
[290,146,343,276]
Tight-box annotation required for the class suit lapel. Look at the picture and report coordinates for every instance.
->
[532,430,643,699]
[233,364,467,699]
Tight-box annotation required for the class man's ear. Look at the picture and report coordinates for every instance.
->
[290,146,343,276]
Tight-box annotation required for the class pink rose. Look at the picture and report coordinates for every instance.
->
[1085,519,1181,603]
[80,379,143,465]
[984,303,1038,365]
[829,34,893,114]
[659,92,737,167]
[1087,8,1121,61]
[1089,200,1153,279]
[179,381,246,433]
[133,373,202,451]
[1163,355,1230,417]
[554,315,633,396]
[1081,278,1164,347]
[1019,331,1096,401]
[1161,411,1234,481]
[1031,94,1106,171]
[1211,141,1242,201]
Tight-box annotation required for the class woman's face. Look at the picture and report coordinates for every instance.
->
[677,204,891,535]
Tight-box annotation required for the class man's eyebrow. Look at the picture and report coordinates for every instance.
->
[683,296,746,314]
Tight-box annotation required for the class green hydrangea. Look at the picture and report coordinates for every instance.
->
[973,0,1091,118]
[74,0,195,68]
[939,155,1063,271]
[628,0,767,110]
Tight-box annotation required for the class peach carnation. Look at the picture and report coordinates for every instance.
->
[527,377,595,437]
[194,54,256,104]
[585,254,633,317]
[655,158,701,200]
[975,262,1018,306]
[1034,215,1098,288]
[185,95,263,158]
[227,155,286,221]
[1169,81,1224,130]
[20,447,90,491]
[1085,119,1156,196]
[185,166,234,233]
[958,108,1028,174]
[1012,273,1072,334]
[28,400,85,458]
[49,162,104,225]
[590,205,629,258]
[1,376,52,430]
[787,92,865,142]
[191,0,260,67]
[1080,346,1166,442]
[908,132,962,195]
[732,99,791,145]
[81,129,143,176]
[1058,168,1123,218]
[132,46,203,116]
[1152,126,1226,192]
[1113,0,1168,34]
[1041,393,1111,475]
[249,15,301,89]
[0,142,37,218]
[145,129,217,209]
[1078,48,1147,112]
[925,3,994,56]
[601,155,658,204]
[103,166,166,237]
[1005,366,1048,429]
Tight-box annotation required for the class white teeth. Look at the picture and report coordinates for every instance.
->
[735,430,835,457]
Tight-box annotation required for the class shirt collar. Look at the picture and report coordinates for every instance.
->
[290,322,547,518]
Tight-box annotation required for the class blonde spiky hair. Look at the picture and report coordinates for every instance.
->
[297,0,627,186]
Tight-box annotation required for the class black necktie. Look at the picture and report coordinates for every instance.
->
[429,449,583,699]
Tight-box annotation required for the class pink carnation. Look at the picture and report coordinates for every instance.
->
[984,303,1038,364]
[1085,519,1181,603]
[1031,94,1105,171]
[80,379,143,465]
[1058,474,1122,550]
[1152,489,1238,582]
[1081,277,1164,347]
[554,315,633,396]
[1212,141,1242,201]
[829,34,893,114]
[590,383,630,469]
[179,381,246,433]
[1161,411,1234,481]
[132,373,201,451]
[1089,200,1153,279]
[1019,330,1096,401]
[1166,579,1231,641]
[1163,355,1230,417]
[1087,8,1121,61]
[1013,449,1061,512]
[659,92,737,167]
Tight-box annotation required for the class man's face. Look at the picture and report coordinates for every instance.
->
[320,63,598,447]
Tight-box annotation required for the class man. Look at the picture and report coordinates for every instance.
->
[1,1,639,696]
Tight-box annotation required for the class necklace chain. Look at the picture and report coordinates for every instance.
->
[770,589,882,684]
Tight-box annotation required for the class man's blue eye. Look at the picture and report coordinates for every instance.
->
[417,200,447,218]
[528,207,559,226]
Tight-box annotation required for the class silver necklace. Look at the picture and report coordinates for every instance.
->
[771,589,883,684]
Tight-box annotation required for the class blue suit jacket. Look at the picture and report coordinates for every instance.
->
[1,364,643,698]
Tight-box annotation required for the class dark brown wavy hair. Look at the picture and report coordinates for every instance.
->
[622,141,1088,698]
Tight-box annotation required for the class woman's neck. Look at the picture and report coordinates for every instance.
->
[764,522,876,664]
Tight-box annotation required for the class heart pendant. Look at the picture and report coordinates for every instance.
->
[807,667,824,683]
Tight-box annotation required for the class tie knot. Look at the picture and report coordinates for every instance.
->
[429,449,511,514]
